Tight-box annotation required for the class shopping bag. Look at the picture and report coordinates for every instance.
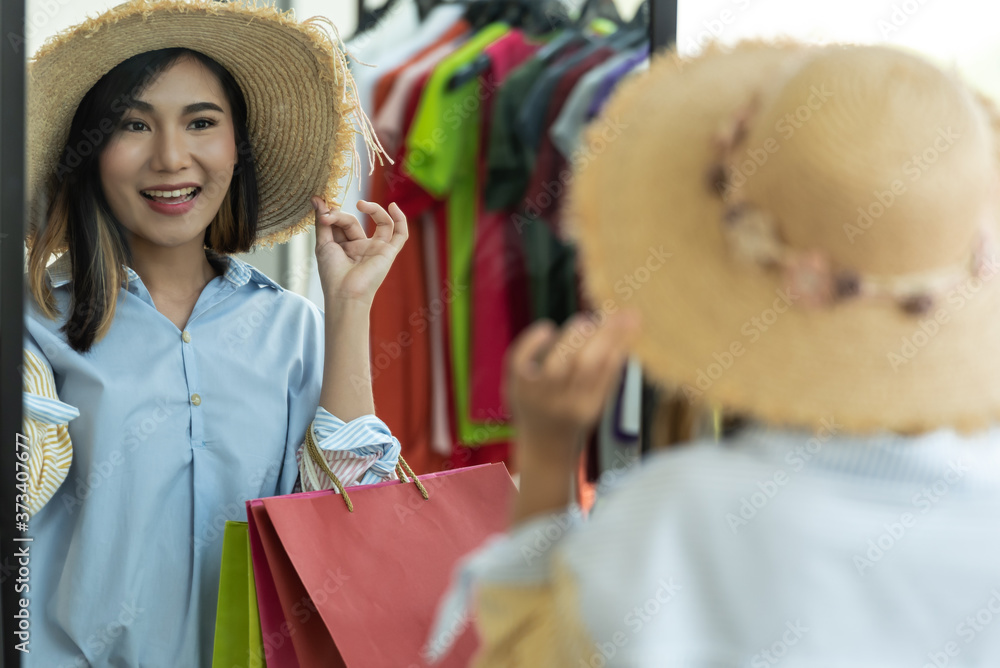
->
[247,460,516,668]
[212,521,267,668]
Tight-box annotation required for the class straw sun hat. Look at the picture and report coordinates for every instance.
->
[568,41,1000,434]
[26,0,381,248]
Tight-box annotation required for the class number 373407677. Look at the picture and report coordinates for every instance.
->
[14,438,30,525]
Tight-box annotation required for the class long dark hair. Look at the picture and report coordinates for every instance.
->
[27,47,259,353]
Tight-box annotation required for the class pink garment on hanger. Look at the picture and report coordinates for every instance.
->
[469,30,542,421]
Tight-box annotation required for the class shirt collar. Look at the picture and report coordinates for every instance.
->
[734,422,1000,488]
[45,251,284,293]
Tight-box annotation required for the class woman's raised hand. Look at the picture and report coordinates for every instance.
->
[312,197,408,308]
[505,309,642,470]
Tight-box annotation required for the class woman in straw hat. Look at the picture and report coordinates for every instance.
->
[22,0,405,664]
[428,41,1000,666]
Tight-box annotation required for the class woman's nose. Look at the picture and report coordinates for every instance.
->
[149,127,191,173]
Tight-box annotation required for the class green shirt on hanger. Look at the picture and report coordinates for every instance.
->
[405,23,513,446]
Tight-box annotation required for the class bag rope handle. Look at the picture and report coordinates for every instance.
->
[396,457,430,500]
[304,424,429,512]
[305,425,354,512]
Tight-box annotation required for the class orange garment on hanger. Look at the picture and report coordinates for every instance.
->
[366,20,468,475]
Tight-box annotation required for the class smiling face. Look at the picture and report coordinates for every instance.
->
[98,54,238,250]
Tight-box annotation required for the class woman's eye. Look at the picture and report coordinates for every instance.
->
[119,119,217,132]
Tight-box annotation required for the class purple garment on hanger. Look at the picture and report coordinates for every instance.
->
[586,44,650,121]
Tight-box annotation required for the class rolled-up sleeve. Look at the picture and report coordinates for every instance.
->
[425,508,596,667]
[280,298,402,495]
[295,408,401,492]
[22,348,80,517]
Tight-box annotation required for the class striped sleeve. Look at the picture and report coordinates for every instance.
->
[22,349,80,517]
[295,407,401,493]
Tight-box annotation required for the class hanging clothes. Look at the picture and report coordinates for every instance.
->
[348,9,654,475]
[484,47,582,213]
[549,47,641,158]
[305,2,460,307]
[366,18,471,475]
[404,23,515,449]
[469,30,543,421]
[384,38,497,468]
[523,46,618,231]
[586,43,652,120]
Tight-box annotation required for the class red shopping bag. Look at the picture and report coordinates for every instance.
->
[247,462,516,667]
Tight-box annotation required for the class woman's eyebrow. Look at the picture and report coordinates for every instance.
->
[127,100,224,114]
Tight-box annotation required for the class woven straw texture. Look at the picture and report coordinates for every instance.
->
[567,41,1000,435]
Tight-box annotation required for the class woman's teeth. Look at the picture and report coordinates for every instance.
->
[141,187,199,203]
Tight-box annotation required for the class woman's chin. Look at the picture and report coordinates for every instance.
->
[125,226,211,251]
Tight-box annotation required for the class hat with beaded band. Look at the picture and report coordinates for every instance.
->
[567,41,1000,434]
[26,0,382,248]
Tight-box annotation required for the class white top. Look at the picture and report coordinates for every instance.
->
[431,421,1000,666]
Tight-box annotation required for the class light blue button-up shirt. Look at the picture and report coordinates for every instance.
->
[23,251,398,667]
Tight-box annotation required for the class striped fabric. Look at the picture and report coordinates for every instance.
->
[297,409,402,492]
[21,349,79,517]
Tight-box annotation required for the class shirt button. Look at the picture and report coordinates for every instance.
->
[191,393,202,406]
[182,330,192,343]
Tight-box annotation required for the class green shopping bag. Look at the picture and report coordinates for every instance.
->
[212,521,266,668]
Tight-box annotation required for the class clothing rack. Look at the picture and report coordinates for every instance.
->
[357,0,678,51]
[650,0,678,50]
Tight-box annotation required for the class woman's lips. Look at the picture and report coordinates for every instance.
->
[141,187,201,216]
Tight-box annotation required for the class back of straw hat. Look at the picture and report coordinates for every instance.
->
[569,42,1000,434]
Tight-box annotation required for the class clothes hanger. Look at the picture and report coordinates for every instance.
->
[577,0,649,55]
[349,0,402,41]
[605,1,650,51]
[445,0,570,91]
[535,0,610,64]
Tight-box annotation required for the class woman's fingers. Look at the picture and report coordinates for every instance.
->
[314,202,335,247]
[368,200,409,251]
[314,198,408,250]
[387,202,409,250]
[312,197,347,246]
[313,196,366,242]
[541,314,593,381]
[509,311,640,393]
[359,200,391,242]
[581,318,639,414]
[572,310,640,386]
[508,320,559,382]
[504,310,642,449]
[329,211,367,243]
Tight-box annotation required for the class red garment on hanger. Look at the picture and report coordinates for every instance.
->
[469,30,542,422]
